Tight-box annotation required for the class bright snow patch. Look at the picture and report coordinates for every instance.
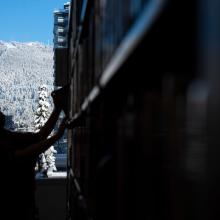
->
[5,42,16,49]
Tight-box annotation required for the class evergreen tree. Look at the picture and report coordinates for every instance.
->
[34,85,57,177]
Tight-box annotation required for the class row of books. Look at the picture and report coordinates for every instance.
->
[68,0,150,116]
[66,0,208,220]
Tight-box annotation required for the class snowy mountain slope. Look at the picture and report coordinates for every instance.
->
[0,41,54,129]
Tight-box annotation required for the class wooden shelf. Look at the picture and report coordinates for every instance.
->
[67,0,167,126]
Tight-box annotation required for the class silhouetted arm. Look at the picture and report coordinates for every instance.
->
[37,107,62,140]
[15,118,66,159]
[37,86,67,140]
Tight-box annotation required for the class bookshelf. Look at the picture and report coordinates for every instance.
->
[62,0,199,219]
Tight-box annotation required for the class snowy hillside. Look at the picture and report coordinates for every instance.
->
[0,41,54,129]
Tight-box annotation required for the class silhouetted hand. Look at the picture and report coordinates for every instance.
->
[51,85,69,114]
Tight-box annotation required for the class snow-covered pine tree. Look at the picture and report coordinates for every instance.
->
[34,85,57,177]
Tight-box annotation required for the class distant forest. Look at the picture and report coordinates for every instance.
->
[0,41,54,130]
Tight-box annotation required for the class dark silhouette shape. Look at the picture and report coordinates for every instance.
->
[0,87,68,220]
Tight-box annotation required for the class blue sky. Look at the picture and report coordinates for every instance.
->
[0,0,67,44]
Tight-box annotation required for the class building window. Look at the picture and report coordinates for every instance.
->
[57,17,65,23]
